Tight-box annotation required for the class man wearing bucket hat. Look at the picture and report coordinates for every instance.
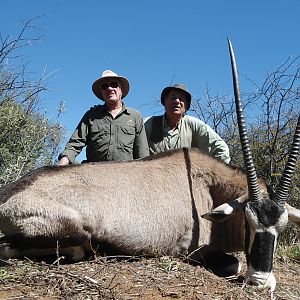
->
[144,84,230,163]
[58,70,149,165]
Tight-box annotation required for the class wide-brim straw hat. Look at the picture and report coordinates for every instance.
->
[160,83,192,110]
[92,70,130,100]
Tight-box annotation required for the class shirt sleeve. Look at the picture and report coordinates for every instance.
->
[133,112,150,159]
[143,116,153,140]
[58,113,89,163]
[188,117,231,163]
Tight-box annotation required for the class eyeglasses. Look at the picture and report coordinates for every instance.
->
[100,81,120,90]
[167,95,186,102]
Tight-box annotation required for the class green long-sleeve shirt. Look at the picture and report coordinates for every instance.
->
[59,104,149,163]
[144,114,230,163]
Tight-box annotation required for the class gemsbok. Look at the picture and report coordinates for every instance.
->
[0,40,299,292]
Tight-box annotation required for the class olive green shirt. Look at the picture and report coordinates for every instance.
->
[144,114,230,163]
[59,104,150,163]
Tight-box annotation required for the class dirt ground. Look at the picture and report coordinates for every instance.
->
[0,253,299,300]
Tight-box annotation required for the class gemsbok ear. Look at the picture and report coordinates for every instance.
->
[285,203,300,227]
[202,196,247,222]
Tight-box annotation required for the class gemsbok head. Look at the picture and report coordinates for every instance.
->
[203,39,300,291]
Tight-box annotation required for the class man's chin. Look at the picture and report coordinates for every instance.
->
[106,98,119,103]
[171,110,183,115]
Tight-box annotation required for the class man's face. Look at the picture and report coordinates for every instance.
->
[100,80,122,103]
[164,89,187,117]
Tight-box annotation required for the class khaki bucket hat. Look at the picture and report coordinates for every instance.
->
[92,70,130,100]
[160,83,192,110]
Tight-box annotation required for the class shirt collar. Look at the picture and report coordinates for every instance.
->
[163,113,185,130]
[100,102,130,115]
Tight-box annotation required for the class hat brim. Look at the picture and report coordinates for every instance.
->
[161,86,191,110]
[92,76,130,100]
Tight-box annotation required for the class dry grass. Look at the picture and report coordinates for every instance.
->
[0,253,299,300]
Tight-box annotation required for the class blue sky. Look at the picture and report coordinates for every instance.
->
[1,1,300,161]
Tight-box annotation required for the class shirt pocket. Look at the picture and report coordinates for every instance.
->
[118,125,135,148]
[89,124,110,143]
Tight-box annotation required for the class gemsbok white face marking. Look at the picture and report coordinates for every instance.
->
[243,199,288,291]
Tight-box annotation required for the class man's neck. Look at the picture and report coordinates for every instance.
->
[106,101,123,118]
[165,114,183,130]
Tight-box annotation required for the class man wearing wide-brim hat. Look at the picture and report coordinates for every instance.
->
[144,83,230,163]
[58,70,149,165]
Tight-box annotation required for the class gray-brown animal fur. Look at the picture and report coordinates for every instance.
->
[0,148,264,257]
